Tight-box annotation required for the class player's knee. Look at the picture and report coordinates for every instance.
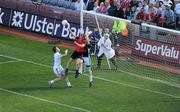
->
[77,59,83,64]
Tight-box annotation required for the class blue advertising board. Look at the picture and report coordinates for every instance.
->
[0,7,11,26]
[0,7,81,40]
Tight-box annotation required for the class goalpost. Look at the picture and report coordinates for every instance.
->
[80,8,131,70]
[80,7,180,88]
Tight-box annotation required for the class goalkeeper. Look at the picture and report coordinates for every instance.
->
[97,33,117,69]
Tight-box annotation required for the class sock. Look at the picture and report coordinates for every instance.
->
[67,82,71,87]
[65,68,69,72]
[89,75,93,82]
[50,80,54,84]
[78,67,83,74]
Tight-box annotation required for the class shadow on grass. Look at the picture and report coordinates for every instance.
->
[7,86,69,92]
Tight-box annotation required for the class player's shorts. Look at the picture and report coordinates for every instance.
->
[71,50,83,60]
[53,66,65,77]
[83,57,91,67]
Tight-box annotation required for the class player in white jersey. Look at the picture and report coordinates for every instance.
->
[97,33,117,69]
[48,46,72,88]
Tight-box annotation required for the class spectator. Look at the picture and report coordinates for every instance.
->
[146,3,156,22]
[149,0,157,5]
[129,0,139,8]
[97,2,108,14]
[175,1,180,27]
[143,1,149,14]
[129,6,137,21]
[159,0,173,10]
[153,9,164,26]
[136,7,146,22]
[114,2,128,19]
[108,0,114,6]
[163,4,175,28]
[107,1,117,16]
[87,0,96,11]
[93,1,99,12]
[136,2,143,12]
[154,1,163,14]
[75,0,86,11]
[97,0,106,5]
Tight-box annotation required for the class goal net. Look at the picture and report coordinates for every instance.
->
[81,10,180,88]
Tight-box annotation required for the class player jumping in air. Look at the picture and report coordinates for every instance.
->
[48,46,72,88]
[76,34,94,87]
[65,29,87,78]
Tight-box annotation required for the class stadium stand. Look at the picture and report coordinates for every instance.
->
[30,0,179,31]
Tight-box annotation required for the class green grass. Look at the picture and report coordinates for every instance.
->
[0,33,180,112]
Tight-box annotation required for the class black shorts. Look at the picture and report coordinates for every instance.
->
[71,50,83,60]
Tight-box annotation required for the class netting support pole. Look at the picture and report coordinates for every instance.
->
[80,0,84,31]
[106,58,111,70]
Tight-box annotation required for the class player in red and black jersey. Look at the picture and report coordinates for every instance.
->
[74,33,94,87]
[65,29,87,78]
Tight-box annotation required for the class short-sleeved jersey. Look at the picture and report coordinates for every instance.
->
[54,52,62,67]
[75,37,87,53]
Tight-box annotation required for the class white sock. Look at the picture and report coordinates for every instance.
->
[67,82,71,86]
[89,75,93,82]
[50,80,54,84]
[78,67,83,74]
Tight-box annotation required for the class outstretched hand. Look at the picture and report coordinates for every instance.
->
[65,49,68,54]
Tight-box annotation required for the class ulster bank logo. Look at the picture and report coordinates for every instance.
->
[0,8,4,24]
[11,11,24,27]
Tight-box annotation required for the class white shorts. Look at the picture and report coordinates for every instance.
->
[83,57,91,67]
[53,66,64,77]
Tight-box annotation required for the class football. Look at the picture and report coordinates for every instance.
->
[62,20,69,26]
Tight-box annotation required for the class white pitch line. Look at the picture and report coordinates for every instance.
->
[0,60,21,65]
[2,54,179,89]
[86,75,180,99]
[117,69,180,89]
[0,54,180,99]
[0,88,91,112]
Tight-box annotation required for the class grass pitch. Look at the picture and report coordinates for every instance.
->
[0,33,180,112]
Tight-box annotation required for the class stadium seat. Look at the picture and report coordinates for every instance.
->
[57,0,64,7]
[63,1,71,9]
[42,0,49,4]
[54,0,59,5]
[50,0,57,5]
[69,2,76,10]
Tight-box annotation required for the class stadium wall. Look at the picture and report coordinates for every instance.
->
[132,36,180,65]
[0,7,82,41]
[0,0,180,67]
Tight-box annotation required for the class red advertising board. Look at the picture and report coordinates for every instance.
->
[132,37,180,64]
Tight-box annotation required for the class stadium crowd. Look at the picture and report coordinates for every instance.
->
[31,0,180,30]
[73,0,180,30]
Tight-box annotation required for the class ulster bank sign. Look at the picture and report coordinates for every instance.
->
[0,7,81,40]
[0,8,11,26]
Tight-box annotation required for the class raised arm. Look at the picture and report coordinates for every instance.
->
[74,41,86,47]
[68,28,76,37]
[61,49,68,57]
